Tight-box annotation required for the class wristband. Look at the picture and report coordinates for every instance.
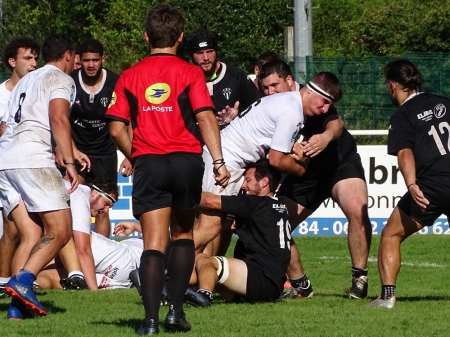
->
[212,159,225,175]
[407,183,416,189]
[66,163,75,167]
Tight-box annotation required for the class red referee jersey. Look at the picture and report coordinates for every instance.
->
[105,53,215,158]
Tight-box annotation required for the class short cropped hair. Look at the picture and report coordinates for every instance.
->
[384,59,422,93]
[78,38,104,56]
[244,159,281,193]
[87,177,119,200]
[309,72,343,103]
[3,36,40,71]
[259,60,293,81]
[42,34,74,63]
[145,3,185,49]
[255,51,280,71]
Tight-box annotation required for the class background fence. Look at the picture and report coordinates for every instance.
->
[2,52,449,130]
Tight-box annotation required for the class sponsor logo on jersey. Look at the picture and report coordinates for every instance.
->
[75,99,81,107]
[273,203,287,213]
[417,109,433,122]
[100,97,109,108]
[108,92,116,108]
[70,84,76,105]
[145,83,171,104]
[434,103,446,118]
[222,88,232,100]
[290,122,302,143]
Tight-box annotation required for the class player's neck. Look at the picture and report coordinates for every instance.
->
[398,89,417,105]
[151,46,178,55]
[82,69,104,89]
[5,75,18,91]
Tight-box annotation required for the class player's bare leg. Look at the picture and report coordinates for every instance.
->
[194,209,226,254]
[0,210,19,295]
[332,178,371,299]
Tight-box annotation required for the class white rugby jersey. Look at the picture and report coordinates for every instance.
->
[207,91,304,169]
[64,180,91,234]
[0,80,11,123]
[0,65,76,169]
[91,232,143,289]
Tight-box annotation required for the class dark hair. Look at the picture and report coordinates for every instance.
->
[244,159,281,193]
[186,28,217,54]
[259,59,293,81]
[256,51,280,71]
[42,34,74,63]
[384,59,422,92]
[3,36,40,71]
[309,72,342,103]
[87,177,119,199]
[145,3,185,49]
[78,38,104,56]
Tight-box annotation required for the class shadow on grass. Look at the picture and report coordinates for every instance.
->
[398,295,450,302]
[91,318,143,330]
[0,300,66,314]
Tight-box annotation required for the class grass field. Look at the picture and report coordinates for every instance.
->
[2,235,450,337]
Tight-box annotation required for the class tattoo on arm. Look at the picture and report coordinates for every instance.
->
[30,232,55,255]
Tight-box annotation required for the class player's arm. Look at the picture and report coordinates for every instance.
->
[73,231,98,290]
[199,192,222,211]
[110,120,132,161]
[113,221,142,236]
[196,110,230,189]
[397,148,429,210]
[303,115,344,157]
[268,148,308,177]
[118,124,134,176]
[49,98,78,192]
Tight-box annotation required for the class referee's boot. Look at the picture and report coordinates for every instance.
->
[163,308,191,333]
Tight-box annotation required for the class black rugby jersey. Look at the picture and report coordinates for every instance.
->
[221,194,291,289]
[388,92,450,178]
[70,68,119,157]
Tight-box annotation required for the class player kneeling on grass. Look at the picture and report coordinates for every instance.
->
[186,159,298,306]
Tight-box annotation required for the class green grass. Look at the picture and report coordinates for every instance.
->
[2,235,450,336]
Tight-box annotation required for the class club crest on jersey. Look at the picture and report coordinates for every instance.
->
[145,83,171,104]
[108,92,116,108]
[290,123,302,143]
[434,103,446,119]
[100,97,109,108]
[222,88,232,100]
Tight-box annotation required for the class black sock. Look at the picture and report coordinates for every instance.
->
[351,267,368,278]
[140,250,165,326]
[290,274,309,288]
[381,285,396,300]
[167,239,195,315]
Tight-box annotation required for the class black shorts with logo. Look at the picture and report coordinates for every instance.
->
[77,154,118,184]
[277,152,365,211]
[397,176,450,227]
[132,153,204,219]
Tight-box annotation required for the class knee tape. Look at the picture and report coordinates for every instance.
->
[214,256,230,284]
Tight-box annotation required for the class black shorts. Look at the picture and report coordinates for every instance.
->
[233,260,281,304]
[277,152,365,211]
[132,153,204,219]
[77,154,118,184]
[397,178,450,227]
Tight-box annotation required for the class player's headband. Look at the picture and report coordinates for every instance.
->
[92,185,117,204]
[306,81,334,102]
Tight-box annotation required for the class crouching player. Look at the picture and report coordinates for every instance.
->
[186,159,294,306]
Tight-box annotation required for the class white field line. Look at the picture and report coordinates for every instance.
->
[319,256,446,268]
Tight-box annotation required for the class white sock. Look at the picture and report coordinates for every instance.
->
[0,276,11,284]
[68,270,84,279]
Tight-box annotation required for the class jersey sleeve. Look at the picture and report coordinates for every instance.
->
[49,74,76,107]
[387,107,414,156]
[65,182,92,234]
[221,195,261,219]
[188,66,216,115]
[105,73,131,124]
[270,97,303,153]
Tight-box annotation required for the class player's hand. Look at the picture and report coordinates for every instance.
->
[408,184,429,211]
[217,101,239,125]
[66,165,79,193]
[74,148,91,172]
[291,142,311,167]
[303,133,331,157]
[113,222,136,236]
[213,162,231,192]
[119,158,134,177]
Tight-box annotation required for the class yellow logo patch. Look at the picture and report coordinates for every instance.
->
[145,83,171,104]
[108,92,117,108]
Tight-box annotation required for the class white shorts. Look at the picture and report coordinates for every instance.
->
[0,168,70,216]
[202,149,244,196]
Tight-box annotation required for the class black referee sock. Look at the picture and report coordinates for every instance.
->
[381,285,396,300]
[290,274,309,289]
[140,249,165,326]
[351,267,368,278]
[167,239,195,316]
